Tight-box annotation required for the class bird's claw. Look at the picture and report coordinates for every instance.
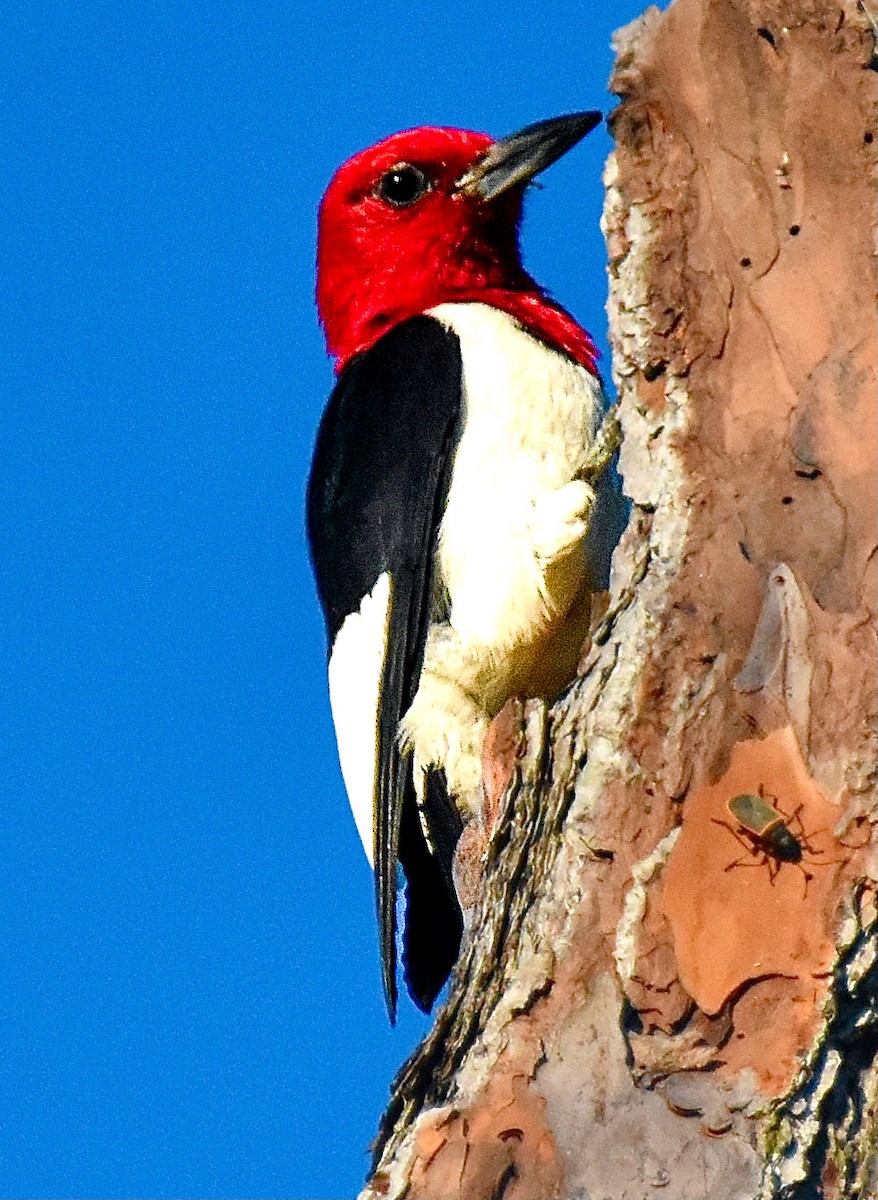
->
[578,408,621,481]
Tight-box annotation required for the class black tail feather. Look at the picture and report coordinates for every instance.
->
[398,769,463,1013]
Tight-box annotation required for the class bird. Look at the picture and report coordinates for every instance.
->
[306,112,621,1021]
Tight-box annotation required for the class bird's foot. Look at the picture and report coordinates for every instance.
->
[578,408,621,481]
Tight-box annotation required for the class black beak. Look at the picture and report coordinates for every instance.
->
[455,111,602,201]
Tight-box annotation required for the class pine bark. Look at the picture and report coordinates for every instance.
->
[361,1,877,1196]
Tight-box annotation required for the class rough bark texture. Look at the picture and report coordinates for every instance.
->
[361,1,877,1197]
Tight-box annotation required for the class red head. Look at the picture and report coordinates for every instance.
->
[316,113,602,374]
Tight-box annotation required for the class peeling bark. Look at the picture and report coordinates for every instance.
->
[362,1,877,1197]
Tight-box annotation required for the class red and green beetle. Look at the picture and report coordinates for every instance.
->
[712,784,828,888]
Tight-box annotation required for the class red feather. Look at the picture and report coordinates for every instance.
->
[317,126,598,375]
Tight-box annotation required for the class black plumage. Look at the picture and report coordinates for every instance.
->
[306,315,465,1016]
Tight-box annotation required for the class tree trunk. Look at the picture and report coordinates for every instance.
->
[362,1,877,1196]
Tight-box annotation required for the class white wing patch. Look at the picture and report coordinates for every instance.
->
[327,571,392,867]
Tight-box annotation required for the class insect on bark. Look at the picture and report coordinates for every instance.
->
[711,784,831,893]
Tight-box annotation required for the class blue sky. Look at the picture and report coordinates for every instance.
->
[3,1,645,1195]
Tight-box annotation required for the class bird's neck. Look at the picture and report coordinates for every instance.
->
[321,275,598,376]
[462,288,598,376]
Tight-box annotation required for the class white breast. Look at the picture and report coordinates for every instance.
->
[428,302,606,647]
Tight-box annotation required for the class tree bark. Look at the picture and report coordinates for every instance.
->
[362,1,877,1196]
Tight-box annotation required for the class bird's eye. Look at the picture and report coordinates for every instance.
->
[376,164,431,208]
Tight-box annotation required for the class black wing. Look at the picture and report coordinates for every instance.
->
[306,315,464,1018]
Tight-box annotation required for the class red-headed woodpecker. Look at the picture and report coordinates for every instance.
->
[307,113,621,1020]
